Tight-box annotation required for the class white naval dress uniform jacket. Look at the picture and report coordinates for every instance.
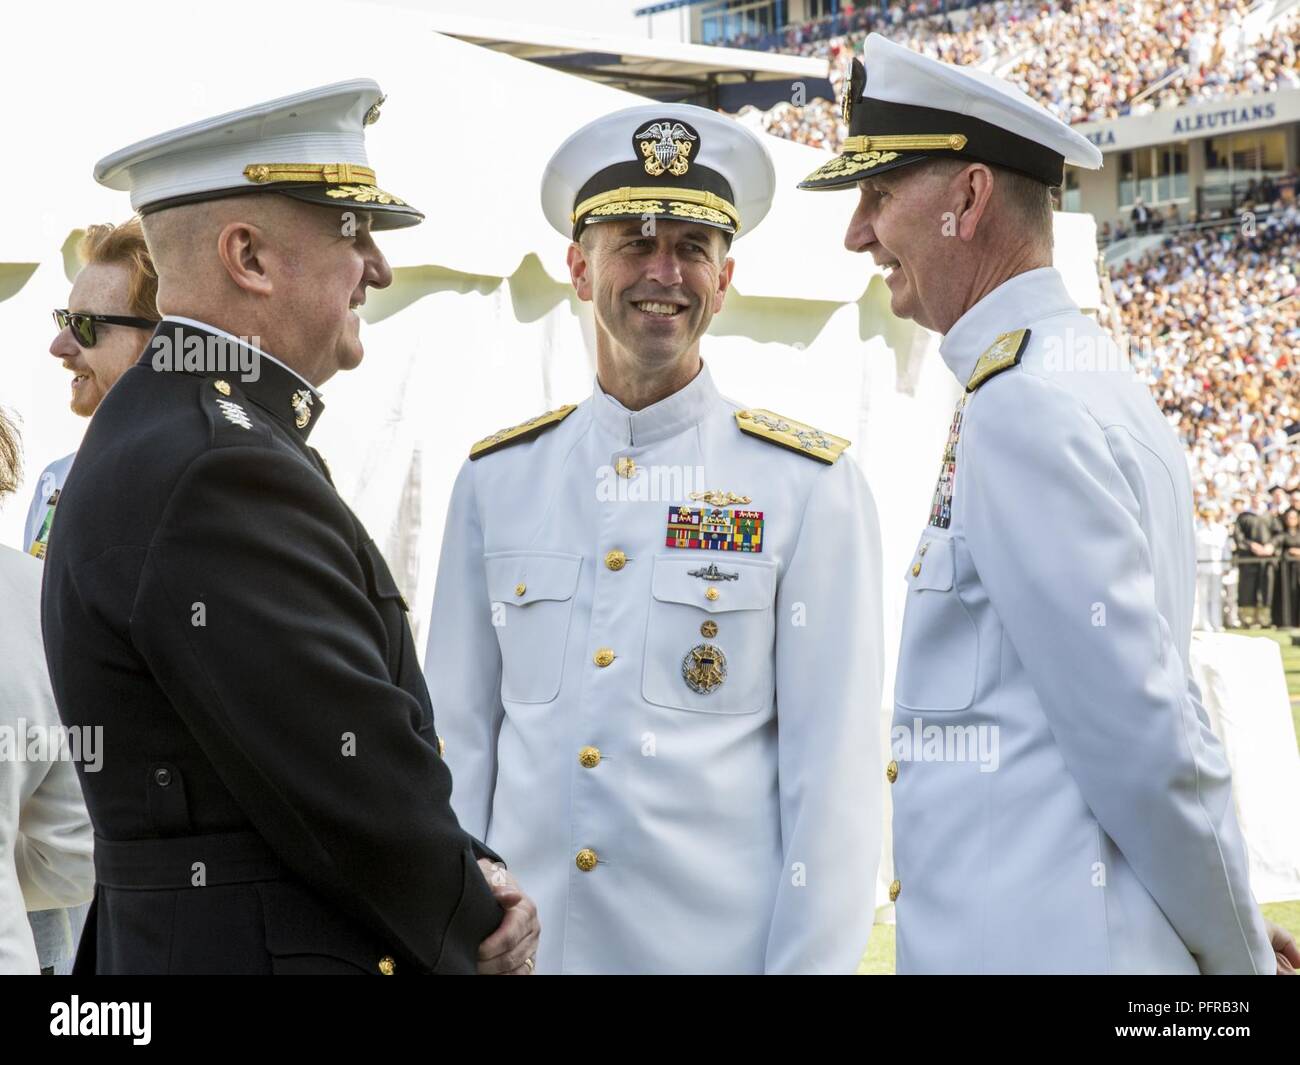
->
[892,268,1272,975]
[426,364,884,974]
[0,546,95,973]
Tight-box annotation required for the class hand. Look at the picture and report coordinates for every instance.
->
[475,858,540,975]
[1267,919,1299,975]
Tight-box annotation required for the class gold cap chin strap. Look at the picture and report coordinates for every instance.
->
[838,134,968,154]
[243,162,377,185]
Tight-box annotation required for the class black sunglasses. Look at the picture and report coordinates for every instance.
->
[53,309,159,348]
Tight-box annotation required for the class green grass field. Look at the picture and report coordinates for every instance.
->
[859,628,1300,974]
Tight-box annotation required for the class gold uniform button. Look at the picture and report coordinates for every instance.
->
[579,746,601,769]
[514,583,526,596]
[615,457,637,478]
[889,879,901,903]
[593,648,615,668]
[911,562,921,577]
[700,619,718,638]
[576,848,598,872]
[705,587,719,601]
[378,955,396,975]
[213,380,232,396]
[438,736,446,757]
[886,759,898,783]
[604,549,627,571]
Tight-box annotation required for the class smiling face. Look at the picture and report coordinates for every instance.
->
[143,195,393,389]
[567,218,734,373]
[49,262,154,417]
[261,203,393,381]
[842,163,960,332]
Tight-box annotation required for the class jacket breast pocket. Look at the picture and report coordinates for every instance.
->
[642,554,777,715]
[484,551,581,704]
[894,535,978,712]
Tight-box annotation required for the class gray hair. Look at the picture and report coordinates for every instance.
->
[922,158,1054,248]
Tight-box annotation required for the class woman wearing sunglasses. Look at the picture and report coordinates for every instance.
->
[24,219,159,561]
[21,218,157,977]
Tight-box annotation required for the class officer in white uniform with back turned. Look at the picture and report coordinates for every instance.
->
[426,103,884,974]
[801,33,1290,974]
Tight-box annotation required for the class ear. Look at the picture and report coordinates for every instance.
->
[567,238,594,302]
[215,220,274,297]
[713,255,735,316]
[953,164,996,243]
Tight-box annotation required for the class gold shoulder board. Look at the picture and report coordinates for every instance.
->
[734,408,850,464]
[469,404,578,460]
[966,329,1031,393]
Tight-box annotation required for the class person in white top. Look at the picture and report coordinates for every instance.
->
[0,408,95,973]
[803,32,1298,974]
[427,103,884,974]
[1193,504,1231,632]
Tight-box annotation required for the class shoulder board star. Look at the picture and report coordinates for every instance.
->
[734,408,850,464]
[966,328,1031,393]
[469,404,578,460]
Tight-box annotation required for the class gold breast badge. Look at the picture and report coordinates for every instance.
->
[688,489,752,507]
[682,643,727,695]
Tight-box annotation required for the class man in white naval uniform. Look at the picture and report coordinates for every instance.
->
[426,104,884,974]
[802,34,1295,974]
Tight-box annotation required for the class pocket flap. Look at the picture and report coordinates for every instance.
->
[257,879,390,973]
[905,536,955,592]
[651,555,776,613]
[485,551,581,606]
[359,538,405,603]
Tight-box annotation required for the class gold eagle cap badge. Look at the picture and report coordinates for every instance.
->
[634,119,699,178]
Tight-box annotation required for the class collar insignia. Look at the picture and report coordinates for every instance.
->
[291,389,315,430]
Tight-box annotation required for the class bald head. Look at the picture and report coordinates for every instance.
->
[139,192,393,387]
[142,193,298,313]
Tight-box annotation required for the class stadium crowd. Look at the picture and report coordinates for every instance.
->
[739,0,1300,147]
[738,1,1300,629]
[1107,195,1299,626]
